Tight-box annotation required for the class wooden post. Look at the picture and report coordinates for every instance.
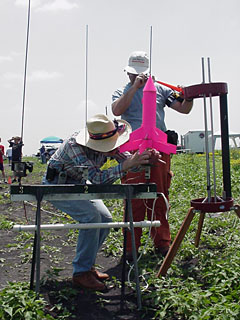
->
[157,207,195,277]
[234,204,240,218]
[195,212,205,247]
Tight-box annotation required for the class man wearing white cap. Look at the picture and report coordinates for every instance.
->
[112,51,193,259]
[43,114,161,291]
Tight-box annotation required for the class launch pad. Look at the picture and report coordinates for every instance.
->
[158,58,239,277]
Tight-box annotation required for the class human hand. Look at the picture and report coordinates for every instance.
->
[133,73,148,89]
[147,148,164,165]
[122,150,151,172]
[176,85,184,99]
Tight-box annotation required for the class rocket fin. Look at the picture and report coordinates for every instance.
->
[153,128,168,143]
[127,127,145,140]
[152,141,177,154]
[139,140,153,153]
[120,139,143,152]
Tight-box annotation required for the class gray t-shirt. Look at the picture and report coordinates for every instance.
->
[112,82,174,132]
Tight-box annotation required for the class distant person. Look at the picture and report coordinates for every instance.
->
[6,147,12,166]
[0,138,6,183]
[39,145,46,164]
[112,51,194,260]
[8,136,24,183]
[43,114,161,291]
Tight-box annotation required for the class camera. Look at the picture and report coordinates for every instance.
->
[14,161,34,178]
[58,171,67,184]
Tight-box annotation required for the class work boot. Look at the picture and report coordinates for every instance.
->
[72,271,106,291]
[91,267,109,281]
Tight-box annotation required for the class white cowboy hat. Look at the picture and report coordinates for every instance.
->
[76,114,132,152]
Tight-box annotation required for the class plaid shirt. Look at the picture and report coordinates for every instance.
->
[48,132,130,184]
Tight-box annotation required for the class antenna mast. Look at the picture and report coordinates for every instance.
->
[85,25,89,143]
[20,0,31,151]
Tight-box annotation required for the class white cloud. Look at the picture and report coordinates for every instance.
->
[2,72,22,80]
[78,99,97,112]
[0,55,12,63]
[15,0,79,11]
[0,52,23,64]
[28,70,63,81]
[2,70,62,81]
[15,0,42,8]
[36,0,79,12]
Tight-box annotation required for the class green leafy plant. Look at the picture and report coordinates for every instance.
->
[0,151,239,319]
[0,282,54,320]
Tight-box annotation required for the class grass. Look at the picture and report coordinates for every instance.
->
[0,150,240,319]
[104,150,240,319]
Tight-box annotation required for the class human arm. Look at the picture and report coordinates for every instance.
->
[121,149,154,172]
[70,147,154,184]
[161,83,193,115]
[48,140,135,184]
[170,98,193,114]
[49,136,160,184]
[85,149,154,184]
[112,74,147,116]
[8,138,14,146]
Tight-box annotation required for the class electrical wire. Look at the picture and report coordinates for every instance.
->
[127,192,170,290]
[23,201,68,219]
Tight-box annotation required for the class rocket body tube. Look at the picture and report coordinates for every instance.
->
[142,77,157,128]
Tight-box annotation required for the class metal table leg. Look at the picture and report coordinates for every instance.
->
[35,198,41,295]
[30,191,43,295]
[126,186,142,310]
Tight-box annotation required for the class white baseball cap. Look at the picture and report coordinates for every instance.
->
[124,51,149,75]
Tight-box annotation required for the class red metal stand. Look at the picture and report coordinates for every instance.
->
[157,70,238,277]
[157,203,239,277]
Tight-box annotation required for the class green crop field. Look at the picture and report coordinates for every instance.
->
[0,150,239,319]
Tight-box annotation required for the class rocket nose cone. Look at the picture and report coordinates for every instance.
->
[143,76,156,92]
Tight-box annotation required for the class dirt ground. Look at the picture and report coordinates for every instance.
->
[0,181,153,320]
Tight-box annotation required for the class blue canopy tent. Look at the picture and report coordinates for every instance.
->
[40,136,63,144]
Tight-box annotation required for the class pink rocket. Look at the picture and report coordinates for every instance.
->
[120,76,177,154]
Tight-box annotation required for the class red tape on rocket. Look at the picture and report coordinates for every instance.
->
[120,76,177,154]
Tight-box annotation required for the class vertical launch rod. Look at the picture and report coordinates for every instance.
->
[20,0,31,155]
[207,58,217,201]
[149,26,153,75]
[201,57,211,202]
[85,25,89,144]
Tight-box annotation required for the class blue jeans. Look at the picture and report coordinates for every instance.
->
[42,175,112,275]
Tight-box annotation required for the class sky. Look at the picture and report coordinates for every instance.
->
[1,0,240,155]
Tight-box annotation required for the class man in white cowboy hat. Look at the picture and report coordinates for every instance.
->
[43,114,161,291]
[112,51,194,260]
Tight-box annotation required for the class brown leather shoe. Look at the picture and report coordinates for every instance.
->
[91,267,109,281]
[72,271,105,291]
